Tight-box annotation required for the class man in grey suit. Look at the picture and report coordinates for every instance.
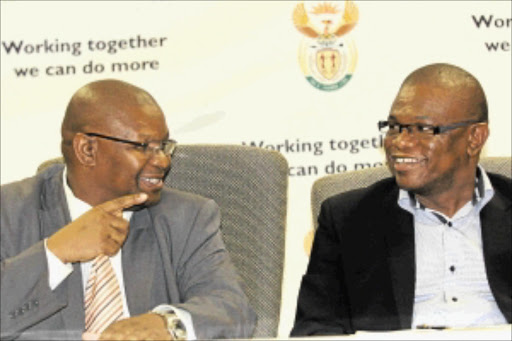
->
[1,80,256,340]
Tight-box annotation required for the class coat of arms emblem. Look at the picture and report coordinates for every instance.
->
[293,1,359,91]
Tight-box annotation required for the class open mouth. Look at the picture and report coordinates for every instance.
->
[395,157,422,164]
[392,156,426,170]
[140,176,164,190]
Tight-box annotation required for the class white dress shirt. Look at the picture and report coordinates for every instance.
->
[43,169,196,339]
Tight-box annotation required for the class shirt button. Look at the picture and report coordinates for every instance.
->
[447,222,453,227]
[449,265,456,272]
[452,297,458,302]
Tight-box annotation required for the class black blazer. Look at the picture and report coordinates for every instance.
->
[291,173,511,336]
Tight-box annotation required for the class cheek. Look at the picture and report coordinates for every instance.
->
[425,138,466,176]
[112,155,146,184]
[434,133,466,157]
[383,138,393,155]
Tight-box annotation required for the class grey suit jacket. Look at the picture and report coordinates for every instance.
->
[1,164,256,340]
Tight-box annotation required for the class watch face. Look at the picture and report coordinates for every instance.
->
[173,326,187,341]
[163,313,187,340]
[151,307,187,340]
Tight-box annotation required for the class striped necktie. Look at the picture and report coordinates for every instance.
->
[84,254,124,333]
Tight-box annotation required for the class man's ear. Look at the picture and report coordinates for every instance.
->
[467,123,489,157]
[73,133,97,166]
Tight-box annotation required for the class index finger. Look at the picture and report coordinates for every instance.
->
[99,193,148,214]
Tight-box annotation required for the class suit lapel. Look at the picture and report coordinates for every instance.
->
[122,209,160,316]
[39,166,70,239]
[39,166,85,331]
[382,186,416,329]
[480,188,512,321]
[122,207,184,316]
[481,186,512,258]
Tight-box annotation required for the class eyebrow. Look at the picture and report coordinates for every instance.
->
[388,114,432,121]
[137,131,170,141]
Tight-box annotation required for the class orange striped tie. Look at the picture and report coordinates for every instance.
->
[84,254,124,334]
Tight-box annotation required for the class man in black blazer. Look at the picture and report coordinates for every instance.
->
[291,63,511,336]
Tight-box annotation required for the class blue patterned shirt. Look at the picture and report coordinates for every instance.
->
[398,166,507,328]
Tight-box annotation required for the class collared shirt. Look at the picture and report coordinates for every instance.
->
[43,169,196,339]
[398,165,507,328]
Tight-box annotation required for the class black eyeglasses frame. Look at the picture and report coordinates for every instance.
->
[378,119,485,136]
[84,132,177,155]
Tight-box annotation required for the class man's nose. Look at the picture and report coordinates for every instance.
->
[149,148,171,169]
[392,129,418,148]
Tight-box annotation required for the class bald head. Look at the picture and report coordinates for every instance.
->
[398,63,488,122]
[61,79,165,165]
[62,79,160,136]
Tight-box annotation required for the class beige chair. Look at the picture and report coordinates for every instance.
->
[38,144,289,338]
[311,156,511,229]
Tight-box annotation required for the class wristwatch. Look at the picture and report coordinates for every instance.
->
[151,306,187,340]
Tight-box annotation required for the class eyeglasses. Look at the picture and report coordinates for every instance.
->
[84,132,177,156]
[378,119,484,137]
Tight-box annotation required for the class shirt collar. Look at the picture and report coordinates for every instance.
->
[398,164,495,214]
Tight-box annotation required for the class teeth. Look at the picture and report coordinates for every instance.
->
[142,177,161,185]
[395,157,419,164]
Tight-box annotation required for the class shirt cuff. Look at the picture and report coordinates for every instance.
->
[44,238,73,290]
[152,304,197,340]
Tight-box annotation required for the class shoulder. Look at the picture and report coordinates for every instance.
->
[156,186,217,210]
[145,187,222,250]
[148,186,220,222]
[488,172,512,199]
[1,164,64,209]
[1,164,64,252]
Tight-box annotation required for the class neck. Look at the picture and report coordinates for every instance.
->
[415,169,478,217]
[412,159,480,217]
[415,185,474,217]
[66,168,102,207]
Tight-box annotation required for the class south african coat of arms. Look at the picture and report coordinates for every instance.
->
[293,1,359,91]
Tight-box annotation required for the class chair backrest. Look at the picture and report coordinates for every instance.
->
[37,144,289,338]
[311,156,511,229]
[164,145,288,338]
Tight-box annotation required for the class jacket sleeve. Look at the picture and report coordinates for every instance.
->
[163,199,257,339]
[0,182,69,340]
[1,239,68,340]
[290,198,353,336]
